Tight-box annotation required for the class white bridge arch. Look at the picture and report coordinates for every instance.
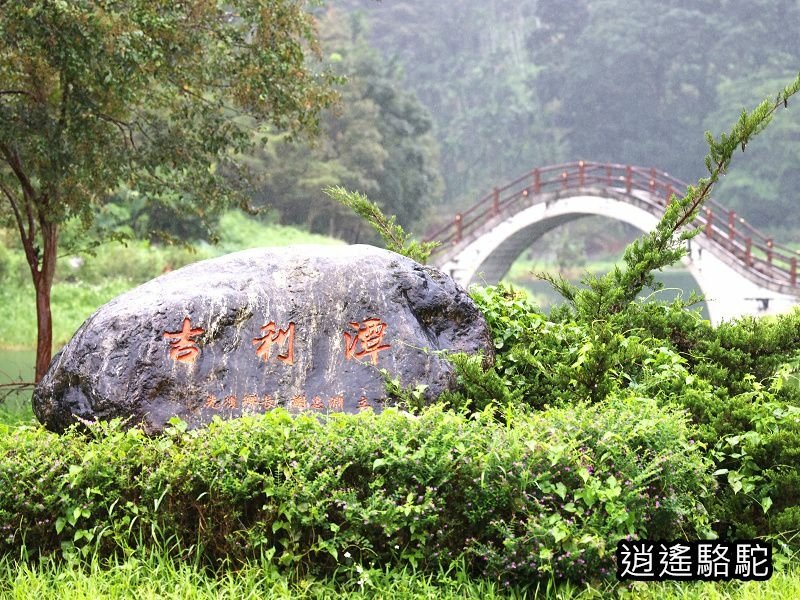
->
[426,162,800,325]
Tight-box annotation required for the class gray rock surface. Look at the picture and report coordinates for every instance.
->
[33,245,493,433]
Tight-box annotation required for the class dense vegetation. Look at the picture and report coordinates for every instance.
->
[3,2,800,598]
[1,284,799,596]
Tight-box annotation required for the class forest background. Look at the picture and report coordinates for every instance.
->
[259,0,800,245]
[15,0,793,253]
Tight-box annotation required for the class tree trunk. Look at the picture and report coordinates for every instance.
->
[34,276,53,383]
[32,223,58,383]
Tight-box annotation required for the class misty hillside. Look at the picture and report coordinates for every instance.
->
[321,0,800,236]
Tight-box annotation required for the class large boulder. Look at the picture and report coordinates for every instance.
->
[33,245,493,433]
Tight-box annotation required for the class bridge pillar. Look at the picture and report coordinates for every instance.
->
[685,235,798,324]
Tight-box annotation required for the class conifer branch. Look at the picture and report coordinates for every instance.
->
[323,186,439,264]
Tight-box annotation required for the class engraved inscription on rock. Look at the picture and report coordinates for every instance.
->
[33,245,493,434]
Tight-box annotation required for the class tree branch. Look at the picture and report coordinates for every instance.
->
[0,180,39,273]
[0,142,40,271]
[0,180,27,236]
[670,179,715,235]
[670,93,796,238]
[0,90,34,98]
[0,381,36,405]
[0,141,38,202]
[95,112,137,149]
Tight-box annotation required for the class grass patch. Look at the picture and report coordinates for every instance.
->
[0,281,137,350]
[0,391,34,425]
[0,552,524,599]
[0,550,797,599]
[212,211,344,254]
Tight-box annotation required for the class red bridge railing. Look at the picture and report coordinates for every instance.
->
[425,161,799,288]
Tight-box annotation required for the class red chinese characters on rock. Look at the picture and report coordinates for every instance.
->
[290,394,308,411]
[344,318,390,365]
[241,394,261,410]
[253,322,295,365]
[327,395,344,412]
[163,317,204,364]
[203,393,351,412]
[206,394,276,411]
[181,315,392,414]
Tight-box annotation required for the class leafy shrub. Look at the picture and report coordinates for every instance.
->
[466,284,800,553]
[0,401,712,585]
[709,392,800,545]
[467,284,711,409]
[462,395,714,584]
[621,301,800,404]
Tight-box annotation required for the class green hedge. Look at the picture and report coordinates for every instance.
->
[1,399,712,585]
[463,285,800,550]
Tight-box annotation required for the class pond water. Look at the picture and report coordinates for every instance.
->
[0,349,35,421]
[508,268,710,320]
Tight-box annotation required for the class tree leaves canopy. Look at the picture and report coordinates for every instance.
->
[0,0,340,381]
[0,0,339,236]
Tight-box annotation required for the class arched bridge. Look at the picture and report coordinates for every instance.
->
[425,161,800,324]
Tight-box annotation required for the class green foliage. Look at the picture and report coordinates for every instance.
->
[467,396,714,583]
[0,0,340,238]
[323,186,439,263]
[464,282,800,551]
[0,401,712,586]
[0,243,9,283]
[532,1,722,181]
[0,550,563,599]
[2,555,800,600]
[212,211,345,255]
[710,394,800,544]
[0,0,341,378]
[248,9,442,240]
[336,0,800,239]
[466,285,701,408]
[380,369,430,413]
[0,280,133,349]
